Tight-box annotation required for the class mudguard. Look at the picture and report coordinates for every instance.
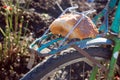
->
[50,38,113,54]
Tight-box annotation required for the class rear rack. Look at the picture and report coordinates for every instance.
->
[29,6,112,57]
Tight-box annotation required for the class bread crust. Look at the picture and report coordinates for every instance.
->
[49,13,98,39]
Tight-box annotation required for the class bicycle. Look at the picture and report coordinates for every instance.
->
[20,0,120,80]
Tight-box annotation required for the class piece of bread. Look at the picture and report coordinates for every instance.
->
[49,13,98,39]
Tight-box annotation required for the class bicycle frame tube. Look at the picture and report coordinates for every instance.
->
[93,0,117,24]
[90,0,119,79]
[89,39,120,80]
[107,0,120,79]
[111,0,120,33]
[107,38,120,79]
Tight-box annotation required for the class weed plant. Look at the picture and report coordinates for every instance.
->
[0,0,30,61]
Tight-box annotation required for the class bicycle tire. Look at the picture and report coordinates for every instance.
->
[20,47,114,80]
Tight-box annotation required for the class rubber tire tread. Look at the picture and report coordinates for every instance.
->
[21,47,112,80]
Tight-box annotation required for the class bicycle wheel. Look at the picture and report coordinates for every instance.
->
[20,47,119,80]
